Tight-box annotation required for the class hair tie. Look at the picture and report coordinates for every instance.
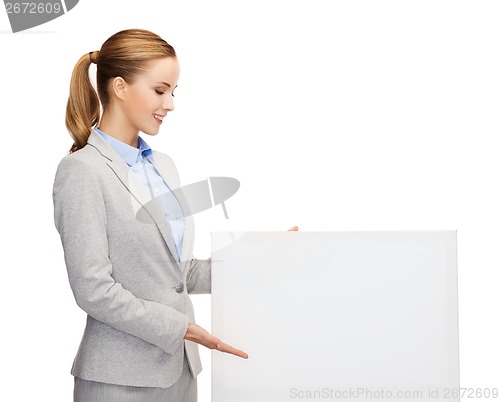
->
[89,51,97,64]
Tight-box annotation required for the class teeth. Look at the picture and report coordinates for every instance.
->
[154,114,164,121]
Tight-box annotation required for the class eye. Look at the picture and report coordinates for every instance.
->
[155,90,175,97]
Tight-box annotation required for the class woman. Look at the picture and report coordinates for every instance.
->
[53,28,297,401]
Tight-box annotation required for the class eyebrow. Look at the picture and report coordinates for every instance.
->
[156,82,178,88]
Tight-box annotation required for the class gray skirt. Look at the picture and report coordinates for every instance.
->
[73,350,197,402]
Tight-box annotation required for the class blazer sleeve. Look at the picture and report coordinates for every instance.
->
[52,156,189,355]
[186,257,211,294]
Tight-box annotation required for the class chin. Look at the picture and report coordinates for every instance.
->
[141,128,160,136]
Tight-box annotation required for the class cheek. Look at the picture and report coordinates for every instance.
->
[127,90,156,116]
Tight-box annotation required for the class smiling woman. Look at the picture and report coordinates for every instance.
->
[55,28,248,402]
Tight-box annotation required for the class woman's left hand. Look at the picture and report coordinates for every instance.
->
[288,226,299,231]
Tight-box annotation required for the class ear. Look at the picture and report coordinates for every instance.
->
[110,76,128,101]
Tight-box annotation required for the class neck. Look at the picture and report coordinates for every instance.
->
[98,110,139,148]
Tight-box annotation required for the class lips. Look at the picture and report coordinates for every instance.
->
[153,114,164,124]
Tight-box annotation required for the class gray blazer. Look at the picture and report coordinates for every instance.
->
[52,127,211,388]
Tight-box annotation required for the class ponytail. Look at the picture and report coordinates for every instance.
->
[65,51,100,153]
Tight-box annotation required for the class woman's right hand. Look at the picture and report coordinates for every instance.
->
[184,323,249,359]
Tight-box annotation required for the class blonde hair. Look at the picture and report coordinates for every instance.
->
[65,28,177,154]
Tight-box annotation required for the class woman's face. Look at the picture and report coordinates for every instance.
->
[119,56,179,136]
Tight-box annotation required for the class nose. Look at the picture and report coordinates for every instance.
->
[163,96,174,112]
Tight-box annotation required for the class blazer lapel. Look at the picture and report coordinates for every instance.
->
[150,153,195,268]
[86,128,183,274]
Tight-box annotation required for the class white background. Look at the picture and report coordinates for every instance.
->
[1,1,499,401]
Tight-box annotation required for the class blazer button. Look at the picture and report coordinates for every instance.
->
[175,282,184,293]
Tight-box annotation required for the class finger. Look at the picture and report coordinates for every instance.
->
[217,342,249,359]
[288,226,299,231]
[217,342,247,358]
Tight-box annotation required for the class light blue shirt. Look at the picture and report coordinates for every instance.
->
[94,126,184,262]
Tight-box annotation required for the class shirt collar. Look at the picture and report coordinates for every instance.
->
[94,126,154,167]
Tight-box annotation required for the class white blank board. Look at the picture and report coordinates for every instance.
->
[211,231,459,402]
